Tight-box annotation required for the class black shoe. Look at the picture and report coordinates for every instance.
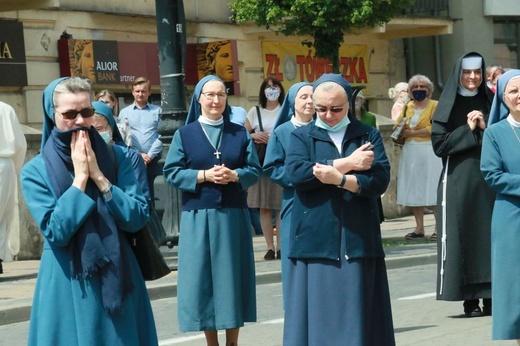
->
[464,307,483,318]
[276,250,281,260]
[483,299,492,316]
[264,249,276,260]
[0,259,3,274]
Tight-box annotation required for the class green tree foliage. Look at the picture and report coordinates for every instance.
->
[230,0,414,72]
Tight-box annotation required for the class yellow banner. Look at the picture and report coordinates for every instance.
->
[261,41,369,92]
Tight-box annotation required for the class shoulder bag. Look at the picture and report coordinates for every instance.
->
[391,103,409,146]
[107,144,171,281]
[254,106,267,165]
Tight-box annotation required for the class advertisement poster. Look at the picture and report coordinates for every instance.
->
[261,41,369,92]
[59,39,160,85]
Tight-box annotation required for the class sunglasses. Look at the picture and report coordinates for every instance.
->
[314,106,346,114]
[56,107,95,120]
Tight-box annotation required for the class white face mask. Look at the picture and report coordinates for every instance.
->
[99,130,112,144]
[401,96,410,104]
[265,87,280,101]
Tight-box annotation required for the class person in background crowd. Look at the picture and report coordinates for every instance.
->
[486,65,500,89]
[0,102,27,274]
[395,75,442,241]
[389,82,410,121]
[354,90,377,127]
[245,77,285,260]
[95,89,132,147]
[481,69,520,343]
[20,77,157,345]
[227,104,263,236]
[432,52,494,317]
[490,66,505,93]
[283,73,394,345]
[263,82,314,305]
[119,77,163,203]
[163,75,260,346]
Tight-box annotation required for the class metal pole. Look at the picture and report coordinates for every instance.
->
[155,0,187,247]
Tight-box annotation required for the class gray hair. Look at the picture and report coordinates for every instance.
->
[408,74,434,96]
[53,77,93,108]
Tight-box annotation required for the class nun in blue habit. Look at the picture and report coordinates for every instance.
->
[91,100,152,203]
[263,82,314,306]
[283,74,395,346]
[20,77,158,346]
[481,69,520,340]
[163,75,261,344]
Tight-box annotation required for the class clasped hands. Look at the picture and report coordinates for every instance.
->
[203,164,238,185]
[467,110,486,131]
[70,130,109,192]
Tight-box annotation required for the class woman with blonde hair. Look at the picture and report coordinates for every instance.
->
[389,82,410,121]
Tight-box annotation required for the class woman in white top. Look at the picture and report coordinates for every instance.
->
[245,77,285,260]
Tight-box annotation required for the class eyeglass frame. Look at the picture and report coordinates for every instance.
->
[201,92,228,100]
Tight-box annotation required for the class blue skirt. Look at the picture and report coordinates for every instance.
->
[177,208,257,332]
[283,235,395,345]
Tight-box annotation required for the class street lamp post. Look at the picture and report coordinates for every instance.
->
[154,0,187,247]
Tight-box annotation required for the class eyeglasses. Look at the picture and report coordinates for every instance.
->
[56,107,95,120]
[202,92,227,100]
[314,102,348,114]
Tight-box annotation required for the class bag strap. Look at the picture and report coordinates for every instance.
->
[255,106,264,132]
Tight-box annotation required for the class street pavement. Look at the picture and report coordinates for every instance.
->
[0,214,437,327]
[4,213,513,345]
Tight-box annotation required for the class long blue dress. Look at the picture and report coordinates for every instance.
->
[263,120,299,305]
[163,121,261,332]
[481,118,520,340]
[21,145,158,346]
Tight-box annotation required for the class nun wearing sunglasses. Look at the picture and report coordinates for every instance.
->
[20,77,158,345]
[284,74,394,345]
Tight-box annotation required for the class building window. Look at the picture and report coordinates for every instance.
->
[494,20,520,68]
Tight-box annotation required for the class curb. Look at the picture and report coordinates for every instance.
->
[0,253,435,327]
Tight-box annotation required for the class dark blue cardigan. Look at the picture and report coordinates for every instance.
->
[286,119,390,260]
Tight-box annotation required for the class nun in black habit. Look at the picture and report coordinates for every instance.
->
[431,52,495,317]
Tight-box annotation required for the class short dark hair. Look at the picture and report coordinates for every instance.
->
[258,77,285,108]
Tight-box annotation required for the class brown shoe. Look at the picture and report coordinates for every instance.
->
[264,249,276,260]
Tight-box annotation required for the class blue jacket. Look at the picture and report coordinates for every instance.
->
[286,119,390,260]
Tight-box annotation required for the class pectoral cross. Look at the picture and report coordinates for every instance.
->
[214,150,222,159]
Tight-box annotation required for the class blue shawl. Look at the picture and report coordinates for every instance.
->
[41,78,132,314]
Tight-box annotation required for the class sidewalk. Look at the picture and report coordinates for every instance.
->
[0,214,436,326]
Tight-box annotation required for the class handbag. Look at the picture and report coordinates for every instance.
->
[126,207,171,281]
[254,106,267,165]
[106,143,171,281]
[391,103,409,146]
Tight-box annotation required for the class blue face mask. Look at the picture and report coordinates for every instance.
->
[315,115,350,132]
[99,130,112,144]
[412,90,427,101]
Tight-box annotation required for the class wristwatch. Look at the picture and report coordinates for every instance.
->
[101,182,113,201]
[337,175,346,189]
